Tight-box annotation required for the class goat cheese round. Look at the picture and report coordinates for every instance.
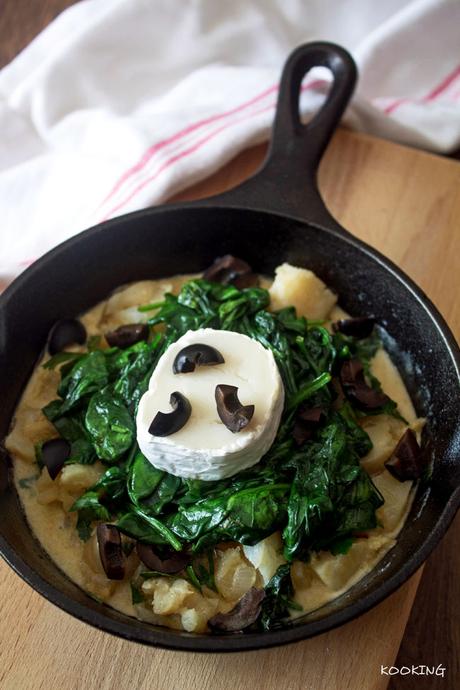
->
[136,328,285,480]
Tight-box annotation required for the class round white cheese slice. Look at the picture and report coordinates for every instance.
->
[136,328,285,480]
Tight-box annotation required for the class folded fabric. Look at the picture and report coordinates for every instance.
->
[0,0,459,283]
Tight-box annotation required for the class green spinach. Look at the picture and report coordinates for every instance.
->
[37,275,402,628]
[85,391,134,462]
[259,564,302,630]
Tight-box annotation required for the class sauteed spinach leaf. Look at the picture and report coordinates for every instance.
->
[282,415,383,560]
[42,334,165,468]
[258,564,302,630]
[127,451,182,515]
[69,466,127,539]
[85,391,134,462]
[37,276,401,627]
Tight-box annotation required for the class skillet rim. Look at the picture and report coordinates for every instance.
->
[0,200,459,652]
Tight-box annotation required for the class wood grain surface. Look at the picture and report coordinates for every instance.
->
[1,3,459,689]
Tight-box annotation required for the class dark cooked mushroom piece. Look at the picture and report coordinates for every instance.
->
[41,438,71,479]
[231,272,259,289]
[173,343,224,374]
[215,384,255,433]
[148,391,192,437]
[208,587,266,632]
[96,524,125,580]
[339,358,390,410]
[340,358,363,386]
[105,323,149,348]
[136,543,191,574]
[203,254,257,287]
[333,316,375,339]
[48,318,86,355]
[297,406,325,424]
[385,429,425,481]
[292,406,325,446]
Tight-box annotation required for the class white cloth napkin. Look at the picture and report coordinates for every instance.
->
[1,0,459,283]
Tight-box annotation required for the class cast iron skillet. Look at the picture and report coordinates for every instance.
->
[1,42,459,652]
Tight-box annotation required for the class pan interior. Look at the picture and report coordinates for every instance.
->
[1,205,458,649]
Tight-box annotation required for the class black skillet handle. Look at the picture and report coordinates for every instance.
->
[202,42,357,228]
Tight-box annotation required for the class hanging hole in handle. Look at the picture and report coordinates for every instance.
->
[298,67,334,125]
[268,43,357,176]
[197,44,357,224]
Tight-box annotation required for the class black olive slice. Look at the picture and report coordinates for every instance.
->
[148,392,192,437]
[292,406,325,446]
[41,438,71,480]
[48,318,86,355]
[173,343,225,374]
[105,323,149,348]
[215,384,255,433]
[339,359,390,410]
[96,524,125,580]
[385,429,425,481]
[333,316,375,339]
[208,587,266,632]
[203,254,254,286]
[136,543,191,574]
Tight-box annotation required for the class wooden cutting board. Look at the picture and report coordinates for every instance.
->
[1,128,459,690]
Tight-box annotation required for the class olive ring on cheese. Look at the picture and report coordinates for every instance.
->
[149,344,256,437]
[173,343,225,374]
[148,391,192,437]
[215,384,255,433]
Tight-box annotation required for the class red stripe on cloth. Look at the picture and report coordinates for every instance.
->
[99,77,329,213]
[383,97,408,114]
[383,64,460,115]
[98,83,279,208]
[304,78,329,91]
[100,101,276,221]
[100,77,331,220]
[425,65,460,101]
